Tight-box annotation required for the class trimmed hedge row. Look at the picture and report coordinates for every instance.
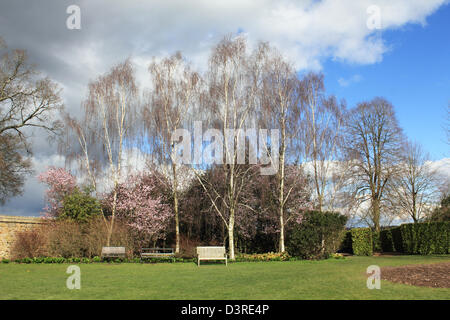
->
[400,222,449,255]
[342,221,449,256]
[379,227,403,252]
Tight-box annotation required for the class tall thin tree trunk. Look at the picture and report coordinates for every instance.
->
[172,163,180,254]
[227,162,236,260]
[106,187,118,246]
[279,122,286,252]
[228,208,235,260]
[279,209,285,252]
[373,199,381,232]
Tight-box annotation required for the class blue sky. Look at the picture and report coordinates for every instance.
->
[321,4,450,160]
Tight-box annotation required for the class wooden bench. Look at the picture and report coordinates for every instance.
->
[101,246,126,259]
[196,246,227,266]
[140,248,175,261]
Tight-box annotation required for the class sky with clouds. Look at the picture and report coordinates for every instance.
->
[0,0,449,216]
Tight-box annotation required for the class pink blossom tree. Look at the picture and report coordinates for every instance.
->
[104,173,172,246]
[37,167,77,218]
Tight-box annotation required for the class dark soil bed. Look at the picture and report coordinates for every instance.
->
[381,262,450,288]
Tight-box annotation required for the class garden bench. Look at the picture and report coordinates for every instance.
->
[140,248,175,261]
[101,246,126,259]
[196,246,227,266]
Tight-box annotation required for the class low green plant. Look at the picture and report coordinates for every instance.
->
[331,253,345,259]
[236,252,291,262]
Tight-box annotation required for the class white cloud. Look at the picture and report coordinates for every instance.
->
[338,74,363,87]
[75,0,447,71]
[427,158,450,178]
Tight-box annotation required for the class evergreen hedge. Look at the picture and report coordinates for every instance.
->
[350,228,373,256]
[287,211,347,259]
[342,222,449,256]
[400,222,449,255]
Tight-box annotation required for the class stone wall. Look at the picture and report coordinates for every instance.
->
[0,215,43,260]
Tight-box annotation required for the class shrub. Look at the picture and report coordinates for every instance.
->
[400,222,449,255]
[10,216,139,259]
[45,219,85,258]
[236,252,291,262]
[10,225,48,259]
[177,236,199,259]
[287,211,348,260]
[350,228,373,256]
[60,187,102,222]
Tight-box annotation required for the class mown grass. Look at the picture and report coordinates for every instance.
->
[0,255,449,300]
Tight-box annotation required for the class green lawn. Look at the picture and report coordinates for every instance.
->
[0,255,449,300]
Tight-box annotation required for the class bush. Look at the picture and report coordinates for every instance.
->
[400,222,449,255]
[175,235,203,259]
[60,188,102,222]
[236,252,291,262]
[331,253,345,259]
[287,211,347,260]
[45,219,85,258]
[10,225,49,259]
[350,228,373,256]
[10,217,139,259]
